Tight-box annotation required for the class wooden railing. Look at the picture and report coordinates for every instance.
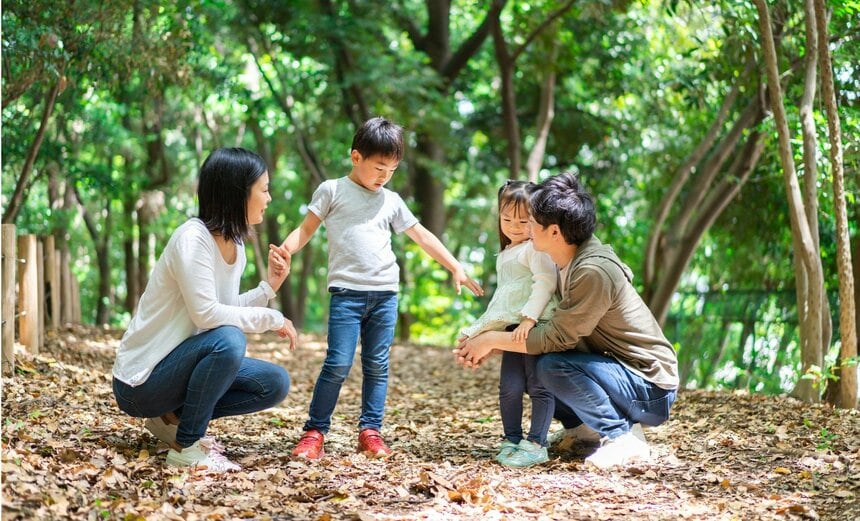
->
[1,224,81,376]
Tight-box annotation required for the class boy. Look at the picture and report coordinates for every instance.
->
[283,117,482,459]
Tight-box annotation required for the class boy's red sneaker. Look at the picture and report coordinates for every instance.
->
[357,429,392,458]
[291,429,325,460]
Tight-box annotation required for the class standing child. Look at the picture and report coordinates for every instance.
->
[283,117,483,459]
[459,180,557,468]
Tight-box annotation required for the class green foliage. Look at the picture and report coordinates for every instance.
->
[2,0,858,397]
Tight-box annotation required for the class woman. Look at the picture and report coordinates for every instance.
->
[112,147,297,472]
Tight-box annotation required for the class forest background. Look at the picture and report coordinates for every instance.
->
[2,0,859,402]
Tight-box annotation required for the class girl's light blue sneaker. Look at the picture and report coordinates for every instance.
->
[494,439,519,462]
[498,439,549,468]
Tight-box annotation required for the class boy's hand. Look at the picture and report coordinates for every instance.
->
[451,266,484,296]
[267,244,292,291]
[511,318,536,343]
[277,317,298,350]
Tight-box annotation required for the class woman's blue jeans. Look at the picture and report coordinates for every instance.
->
[303,287,398,433]
[536,351,676,440]
[113,326,290,448]
[499,351,555,447]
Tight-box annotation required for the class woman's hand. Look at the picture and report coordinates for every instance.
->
[277,317,298,350]
[511,318,536,343]
[267,244,291,292]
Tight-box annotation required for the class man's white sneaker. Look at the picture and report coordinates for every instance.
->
[144,417,178,446]
[165,440,240,472]
[585,431,651,470]
[548,423,602,448]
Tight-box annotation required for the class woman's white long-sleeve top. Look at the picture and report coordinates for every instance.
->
[113,218,285,386]
[460,240,558,338]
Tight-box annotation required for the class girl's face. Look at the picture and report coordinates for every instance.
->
[246,172,271,225]
[500,202,530,247]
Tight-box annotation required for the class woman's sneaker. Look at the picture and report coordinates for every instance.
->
[166,440,240,472]
[494,439,519,462]
[584,431,651,470]
[144,417,178,447]
[498,439,549,468]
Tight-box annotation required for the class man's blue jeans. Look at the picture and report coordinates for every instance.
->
[113,326,290,448]
[536,351,676,440]
[303,287,398,433]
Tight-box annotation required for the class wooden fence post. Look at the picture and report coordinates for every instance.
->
[17,234,40,353]
[37,239,45,347]
[2,224,16,375]
[60,248,73,325]
[44,235,60,328]
[71,275,81,323]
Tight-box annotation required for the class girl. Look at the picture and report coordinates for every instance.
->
[459,180,557,467]
[112,147,298,472]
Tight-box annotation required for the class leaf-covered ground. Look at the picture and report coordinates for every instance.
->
[2,326,859,520]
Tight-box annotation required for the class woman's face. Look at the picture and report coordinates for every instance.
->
[247,172,271,225]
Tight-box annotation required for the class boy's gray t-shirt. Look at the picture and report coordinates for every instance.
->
[308,176,419,292]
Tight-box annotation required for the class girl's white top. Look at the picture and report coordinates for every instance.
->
[461,240,558,338]
[113,218,285,386]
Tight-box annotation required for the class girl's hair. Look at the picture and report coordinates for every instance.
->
[198,147,268,244]
[351,116,404,160]
[497,180,533,250]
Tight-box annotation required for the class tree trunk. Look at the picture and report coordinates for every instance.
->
[525,34,559,183]
[122,197,139,314]
[413,136,447,236]
[754,0,827,403]
[814,0,857,409]
[490,15,521,178]
[396,0,507,236]
[73,184,113,325]
[2,67,64,224]
[643,67,745,290]
[648,125,766,324]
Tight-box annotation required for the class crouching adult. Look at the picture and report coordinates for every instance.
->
[112,148,297,472]
[455,173,678,469]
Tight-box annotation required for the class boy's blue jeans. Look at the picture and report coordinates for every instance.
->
[499,351,555,447]
[113,326,290,448]
[536,351,676,440]
[303,287,398,434]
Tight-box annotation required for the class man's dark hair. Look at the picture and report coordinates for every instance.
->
[198,147,268,244]
[529,172,596,246]
[351,117,404,160]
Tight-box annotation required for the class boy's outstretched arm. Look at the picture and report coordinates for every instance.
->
[405,223,484,296]
[281,212,322,255]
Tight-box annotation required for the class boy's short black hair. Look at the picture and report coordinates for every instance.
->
[198,147,268,244]
[351,117,404,160]
[529,172,596,246]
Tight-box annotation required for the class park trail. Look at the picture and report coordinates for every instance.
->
[2,325,859,520]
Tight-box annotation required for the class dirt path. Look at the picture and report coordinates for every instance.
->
[2,326,858,520]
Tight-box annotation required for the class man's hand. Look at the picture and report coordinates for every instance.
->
[453,333,495,369]
[267,244,292,292]
[277,317,298,350]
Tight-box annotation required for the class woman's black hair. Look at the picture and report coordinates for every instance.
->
[497,180,533,251]
[198,147,268,244]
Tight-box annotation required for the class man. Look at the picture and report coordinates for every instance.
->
[455,173,678,469]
